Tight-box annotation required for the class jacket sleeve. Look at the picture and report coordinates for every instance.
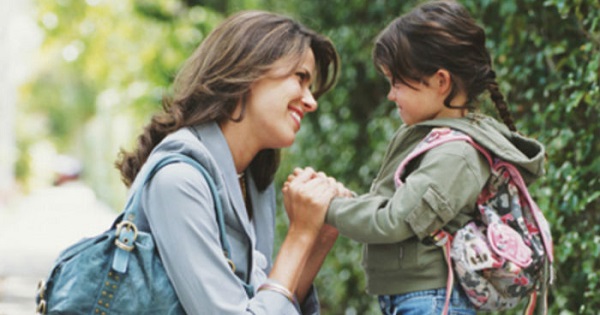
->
[326,141,490,244]
[142,163,301,315]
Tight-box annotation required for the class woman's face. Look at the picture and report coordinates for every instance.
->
[244,49,317,149]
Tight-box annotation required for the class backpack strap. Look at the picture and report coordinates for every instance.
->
[394,128,493,188]
[429,229,455,315]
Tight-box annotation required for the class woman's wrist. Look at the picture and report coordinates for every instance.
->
[257,279,299,305]
[269,230,315,292]
[286,224,320,246]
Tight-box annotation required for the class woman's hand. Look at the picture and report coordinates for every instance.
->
[283,167,353,198]
[270,168,337,295]
[281,167,338,237]
[274,167,352,301]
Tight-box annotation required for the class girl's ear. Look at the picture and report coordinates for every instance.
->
[435,69,453,95]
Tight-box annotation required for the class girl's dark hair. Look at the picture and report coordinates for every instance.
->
[116,11,339,189]
[373,0,516,131]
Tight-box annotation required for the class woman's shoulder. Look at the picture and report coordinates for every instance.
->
[151,126,220,167]
[154,127,209,156]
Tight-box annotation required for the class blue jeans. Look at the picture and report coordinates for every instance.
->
[378,286,476,315]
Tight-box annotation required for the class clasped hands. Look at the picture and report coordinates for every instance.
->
[281,167,353,244]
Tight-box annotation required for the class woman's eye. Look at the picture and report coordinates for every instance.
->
[296,72,307,82]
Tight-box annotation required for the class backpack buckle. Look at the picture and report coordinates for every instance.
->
[423,230,450,247]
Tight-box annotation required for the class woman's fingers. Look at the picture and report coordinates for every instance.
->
[282,172,337,231]
[284,167,353,198]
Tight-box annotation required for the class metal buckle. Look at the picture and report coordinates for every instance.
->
[115,221,138,252]
[423,230,449,247]
[36,300,47,315]
[227,258,236,272]
[36,280,47,314]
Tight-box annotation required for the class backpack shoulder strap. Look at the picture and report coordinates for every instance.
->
[394,127,493,188]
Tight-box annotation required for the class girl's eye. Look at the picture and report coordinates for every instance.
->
[384,76,396,86]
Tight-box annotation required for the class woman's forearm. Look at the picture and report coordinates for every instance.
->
[295,226,338,302]
[268,228,317,296]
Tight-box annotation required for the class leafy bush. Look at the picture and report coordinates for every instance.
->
[22,0,599,313]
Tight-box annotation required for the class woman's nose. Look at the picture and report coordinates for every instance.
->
[302,88,318,112]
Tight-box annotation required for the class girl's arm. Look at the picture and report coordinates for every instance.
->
[326,142,490,244]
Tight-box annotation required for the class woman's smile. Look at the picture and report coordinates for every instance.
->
[289,106,304,130]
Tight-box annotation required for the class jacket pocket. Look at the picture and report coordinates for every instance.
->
[404,184,453,240]
[362,241,417,271]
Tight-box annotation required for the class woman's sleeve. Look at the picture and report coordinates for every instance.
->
[326,141,490,244]
[142,163,300,315]
[299,286,320,315]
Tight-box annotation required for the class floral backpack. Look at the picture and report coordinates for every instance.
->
[394,128,554,315]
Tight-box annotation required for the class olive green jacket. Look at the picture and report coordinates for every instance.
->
[326,114,545,295]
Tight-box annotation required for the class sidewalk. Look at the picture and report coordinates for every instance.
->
[0,182,115,315]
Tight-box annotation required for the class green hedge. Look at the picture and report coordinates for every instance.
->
[275,0,600,313]
[23,0,599,313]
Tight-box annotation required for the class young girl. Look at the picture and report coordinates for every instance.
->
[116,11,350,314]
[285,1,546,314]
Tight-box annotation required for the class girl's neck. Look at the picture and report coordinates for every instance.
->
[438,90,469,119]
[438,106,468,119]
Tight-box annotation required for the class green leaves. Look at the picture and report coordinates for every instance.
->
[19,0,600,312]
[20,0,223,205]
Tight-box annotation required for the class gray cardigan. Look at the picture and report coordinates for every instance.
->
[131,122,319,314]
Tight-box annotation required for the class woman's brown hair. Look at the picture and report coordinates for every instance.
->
[373,0,516,131]
[116,11,339,189]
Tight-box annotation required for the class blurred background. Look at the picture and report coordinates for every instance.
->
[1,0,599,314]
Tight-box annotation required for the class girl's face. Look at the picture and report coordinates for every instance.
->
[383,69,456,126]
[244,49,317,149]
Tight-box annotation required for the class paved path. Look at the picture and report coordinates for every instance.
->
[0,182,115,315]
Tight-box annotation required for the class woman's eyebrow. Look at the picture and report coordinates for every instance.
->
[300,67,314,83]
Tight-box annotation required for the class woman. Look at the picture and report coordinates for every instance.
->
[116,11,347,314]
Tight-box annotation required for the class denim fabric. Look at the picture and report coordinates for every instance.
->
[37,154,252,315]
[378,286,476,315]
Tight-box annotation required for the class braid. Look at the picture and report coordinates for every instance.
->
[487,80,517,132]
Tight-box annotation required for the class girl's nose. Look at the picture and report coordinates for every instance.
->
[387,88,395,101]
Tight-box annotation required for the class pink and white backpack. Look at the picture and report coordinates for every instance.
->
[394,128,553,315]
